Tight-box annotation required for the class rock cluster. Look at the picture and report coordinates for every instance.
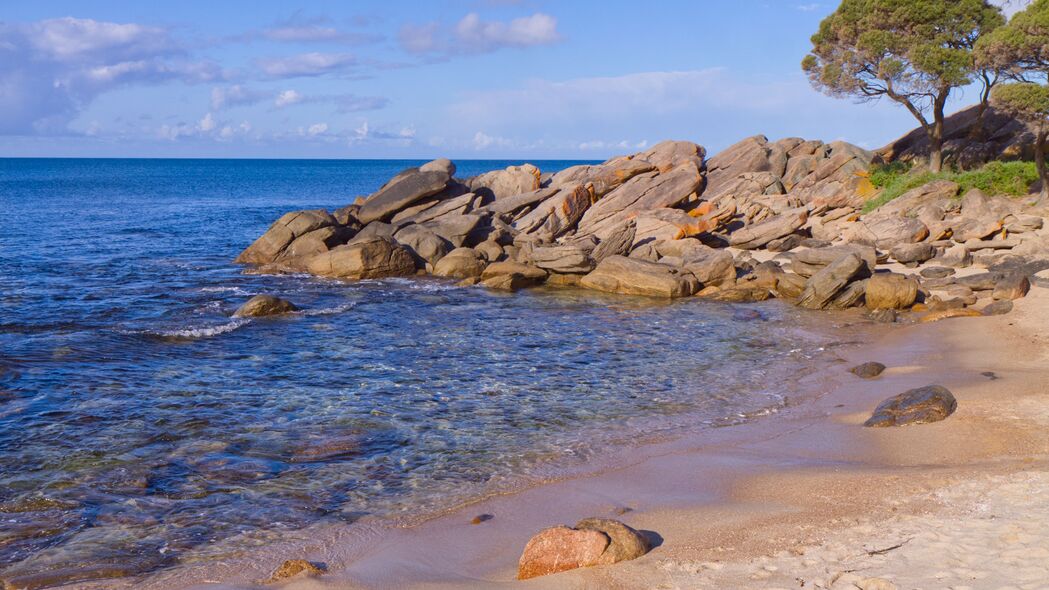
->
[237,136,1046,319]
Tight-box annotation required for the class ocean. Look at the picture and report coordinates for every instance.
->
[0,158,827,586]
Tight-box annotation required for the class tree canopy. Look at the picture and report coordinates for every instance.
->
[803,0,1005,171]
[980,0,1049,201]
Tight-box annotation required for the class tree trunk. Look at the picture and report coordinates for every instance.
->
[1036,127,1048,206]
[929,91,949,173]
[969,71,996,142]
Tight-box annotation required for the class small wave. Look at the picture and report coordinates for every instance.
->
[151,318,250,339]
[299,302,357,316]
[200,286,250,295]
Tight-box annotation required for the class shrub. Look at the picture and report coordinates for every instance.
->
[862,160,1038,213]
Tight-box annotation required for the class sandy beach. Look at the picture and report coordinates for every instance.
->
[63,281,1048,590]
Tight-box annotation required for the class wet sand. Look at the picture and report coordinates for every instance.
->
[62,286,1049,590]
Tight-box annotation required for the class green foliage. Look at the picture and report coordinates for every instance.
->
[862,160,1039,213]
[976,0,1049,74]
[992,83,1049,124]
[804,0,1005,102]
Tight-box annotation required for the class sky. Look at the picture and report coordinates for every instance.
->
[0,0,1029,159]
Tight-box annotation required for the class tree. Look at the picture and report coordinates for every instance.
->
[802,0,1006,172]
[979,0,1049,203]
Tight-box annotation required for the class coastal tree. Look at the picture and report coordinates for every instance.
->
[802,0,1006,172]
[979,0,1049,202]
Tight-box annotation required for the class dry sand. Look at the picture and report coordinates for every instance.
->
[65,286,1049,590]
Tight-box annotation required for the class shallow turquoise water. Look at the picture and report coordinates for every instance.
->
[0,159,825,586]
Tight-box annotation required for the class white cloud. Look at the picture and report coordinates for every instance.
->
[0,17,221,135]
[307,122,329,136]
[211,85,267,110]
[796,3,820,12]
[275,89,303,107]
[399,12,561,56]
[198,112,216,132]
[256,52,357,78]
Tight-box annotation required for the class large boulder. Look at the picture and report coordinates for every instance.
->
[233,295,299,318]
[357,165,451,225]
[304,236,416,279]
[864,385,958,427]
[865,273,919,310]
[432,247,486,279]
[421,214,484,248]
[479,261,548,291]
[846,215,929,249]
[796,253,868,310]
[656,240,736,287]
[728,207,809,250]
[631,208,712,247]
[992,272,1031,300]
[529,245,595,274]
[468,164,541,200]
[517,519,649,580]
[235,210,338,264]
[580,256,699,298]
[393,224,451,268]
[517,527,610,580]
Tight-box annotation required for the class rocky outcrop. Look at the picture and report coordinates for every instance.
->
[236,135,1043,320]
[864,385,958,427]
[517,519,649,580]
[233,295,298,318]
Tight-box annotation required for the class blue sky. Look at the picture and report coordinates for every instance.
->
[0,0,1023,159]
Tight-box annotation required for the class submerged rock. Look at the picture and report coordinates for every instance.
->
[233,295,299,318]
[864,385,957,427]
[849,362,886,379]
[266,560,325,583]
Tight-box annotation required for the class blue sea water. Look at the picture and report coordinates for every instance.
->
[0,159,827,586]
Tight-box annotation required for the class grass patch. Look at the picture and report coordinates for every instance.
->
[862,160,1039,214]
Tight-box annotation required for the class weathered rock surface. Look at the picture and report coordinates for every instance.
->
[581,256,699,298]
[432,247,487,279]
[305,236,416,279]
[233,295,299,318]
[864,385,958,427]
[394,224,451,268]
[517,526,610,580]
[517,519,649,580]
[529,245,595,274]
[236,210,339,264]
[865,273,918,310]
[468,164,540,200]
[357,166,451,225]
[728,207,808,250]
[797,254,867,310]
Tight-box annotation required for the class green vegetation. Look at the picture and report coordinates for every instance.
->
[804,0,1005,172]
[977,0,1049,203]
[863,160,1039,213]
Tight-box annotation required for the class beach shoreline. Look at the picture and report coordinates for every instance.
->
[58,283,1049,590]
